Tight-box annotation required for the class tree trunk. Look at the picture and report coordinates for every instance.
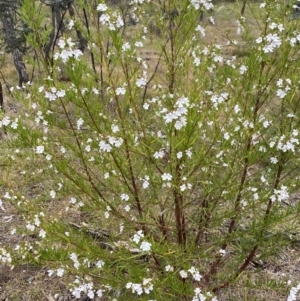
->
[12,49,29,86]
[2,9,29,86]
[44,6,56,63]
[54,4,65,34]
[44,4,66,65]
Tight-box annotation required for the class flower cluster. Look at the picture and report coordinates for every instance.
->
[126,278,154,295]
[179,266,202,282]
[269,130,299,154]
[276,78,291,99]
[42,87,66,102]
[0,115,18,129]
[0,248,12,264]
[190,0,214,11]
[48,268,65,277]
[54,38,83,63]
[97,3,124,31]
[99,136,123,152]
[162,96,189,130]
[192,288,218,301]
[131,230,152,252]
[256,33,281,53]
[70,278,107,299]
[270,185,289,203]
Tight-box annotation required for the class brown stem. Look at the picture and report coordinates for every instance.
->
[212,157,285,292]
[174,163,186,246]
[194,198,210,245]
[158,212,168,241]
[168,5,175,94]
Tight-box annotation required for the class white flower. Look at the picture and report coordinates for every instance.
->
[99,13,110,24]
[116,87,126,95]
[68,19,74,30]
[276,89,287,99]
[36,145,44,154]
[132,283,143,295]
[224,132,230,140]
[143,278,154,294]
[153,150,164,159]
[287,282,300,301]
[263,33,281,53]
[0,200,5,211]
[165,264,174,272]
[87,291,94,299]
[45,91,57,101]
[70,253,77,261]
[186,149,192,158]
[142,180,149,189]
[188,267,202,281]
[96,260,105,268]
[190,0,214,10]
[56,268,64,277]
[60,146,66,153]
[39,229,46,238]
[135,41,143,47]
[270,157,278,164]
[179,270,188,278]
[60,49,73,62]
[56,89,65,97]
[99,140,112,152]
[256,37,263,44]
[73,49,82,60]
[26,223,35,231]
[140,241,152,252]
[239,65,247,74]
[177,152,183,159]
[77,118,84,130]
[57,39,66,49]
[132,230,144,243]
[116,15,124,28]
[47,269,54,277]
[195,25,205,36]
[273,185,289,202]
[120,193,129,201]
[97,4,108,12]
[136,77,147,87]
[50,190,56,198]
[161,173,172,181]
[219,248,226,256]
[180,184,186,192]
[122,42,131,52]
[174,116,187,130]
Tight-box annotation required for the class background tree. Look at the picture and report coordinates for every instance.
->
[0,0,29,86]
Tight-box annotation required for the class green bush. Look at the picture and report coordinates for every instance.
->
[1,0,300,300]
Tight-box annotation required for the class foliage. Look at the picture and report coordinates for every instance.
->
[1,0,300,300]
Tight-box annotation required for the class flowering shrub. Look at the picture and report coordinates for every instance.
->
[1,0,300,300]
